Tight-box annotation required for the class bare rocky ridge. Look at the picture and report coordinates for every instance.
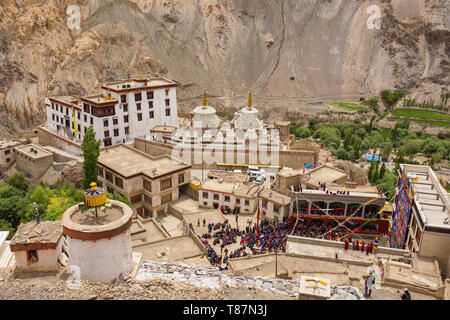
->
[0,0,448,138]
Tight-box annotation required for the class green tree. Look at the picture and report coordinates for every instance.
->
[0,219,14,239]
[4,173,29,195]
[308,119,319,130]
[107,193,132,208]
[379,162,386,180]
[81,126,102,190]
[382,141,392,162]
[295,127,312,139]
[343,128,353,149]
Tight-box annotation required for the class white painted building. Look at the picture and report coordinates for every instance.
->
[0,231,13,270]
[45,77,178,148]
[198,178,259,214]
[9,221,64,272]
[61,200,133,282]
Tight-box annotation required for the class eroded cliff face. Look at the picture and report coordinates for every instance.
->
[0,0,449,137]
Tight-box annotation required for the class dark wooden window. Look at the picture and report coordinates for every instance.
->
[114,128,119,137]
[203,192,208,198]
[144,180,152,192]
[225,195,230,202]
[160,178,172,191]
[165,108,171,116]
[147,91,154,99]
[149,111,154,118]
[92,106,115,117]
[131,194,142,203]
[90,117,93,125]
[27,250,38,263]
[134,93,142,101]
[115,176,123,189]
[165,89,169,96]
[52,114,55,121]
[104,119,108,127]
[83,103,90,113]
[165,99,170,107]
[136,103,141,111]
[178,174,184,184]
[213,194,219,200]
[98,166,104,177]
[137,113,142,121]
[105,171,113,182]
[161,193,172,204]
[124,127,129,134]
[106,185,115,194]
[84,115,87,122]
[124,115,129,123]
[148,100,153,108]
[245,200,250,206]
[144,194,152,205]
[123,104,128,112]
[121,95,127,103]
[113,118,118,125]
[104,130,109,137]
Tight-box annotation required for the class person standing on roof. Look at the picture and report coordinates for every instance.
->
[400,288,411,300]
[365,271,376,298]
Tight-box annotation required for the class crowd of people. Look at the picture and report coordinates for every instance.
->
[195,215,380,268]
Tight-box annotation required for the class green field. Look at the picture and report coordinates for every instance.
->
[392,109,450,122]
[388,117,450,128]
[331,102,368,112]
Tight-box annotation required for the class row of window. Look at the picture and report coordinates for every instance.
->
[202,192,250,206]
[130,192,172,206]
[120,89,170,104]
[99,166,185,193]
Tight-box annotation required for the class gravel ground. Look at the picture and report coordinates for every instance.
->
[0,271,295,300]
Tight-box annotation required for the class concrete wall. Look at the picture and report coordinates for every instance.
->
[66,229,132,282]
[38,126,82,156]
[199,190,257,214]
[420,231,450,277]
[14,238,63,272]
[14,149,53,180]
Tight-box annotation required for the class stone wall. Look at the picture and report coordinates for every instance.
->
[134,138,317,170]
[38,126,82,156]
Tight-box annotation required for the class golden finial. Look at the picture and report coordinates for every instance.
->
[248,89,252,108]
[90,182,97,191]
[202,89,208,106]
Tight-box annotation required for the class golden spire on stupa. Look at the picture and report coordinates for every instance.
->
[248,89,252,108]
[202,89,208,106]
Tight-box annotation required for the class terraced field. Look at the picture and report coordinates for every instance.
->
[392,109,450,122]
[330,102,368,112]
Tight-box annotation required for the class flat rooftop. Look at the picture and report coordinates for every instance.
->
[10,221,62,246]
[0,139,25,149]
[14,144,52,159]
[98,144,190,179]
[132,235,205,264]
[102,77,177,91]
[200,178,261,198]
[49,95,79,106]
[260,189,291,205]
[305,164,347,185]
[82,94,117,105]
[70,205,123,226]
[400,164,450,229]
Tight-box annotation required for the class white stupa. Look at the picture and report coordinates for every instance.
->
[192,90,221,129]
[233,90,264,130]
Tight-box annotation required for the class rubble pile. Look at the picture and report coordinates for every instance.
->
[136,260,301,297]
[329,286,364,300]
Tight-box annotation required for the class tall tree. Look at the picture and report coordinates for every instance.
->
[81,126,102,190]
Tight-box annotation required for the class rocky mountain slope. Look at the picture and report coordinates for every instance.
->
[0,0,449,137]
